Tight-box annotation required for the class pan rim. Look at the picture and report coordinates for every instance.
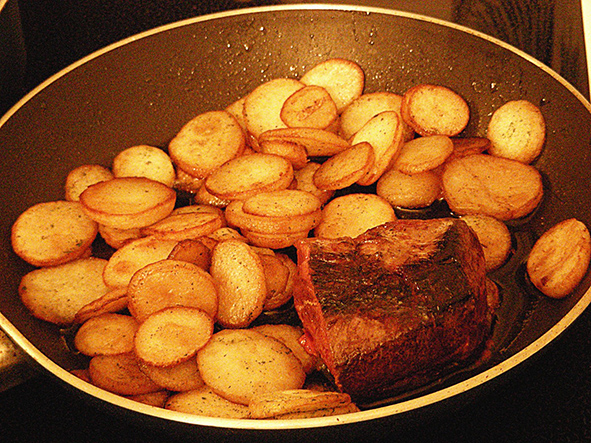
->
[2,3,591,431]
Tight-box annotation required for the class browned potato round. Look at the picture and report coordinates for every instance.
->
[113,145,176,187]
[88,353,161,396]
[165,385,250,418]
[313,142,375,191]
[74,313,138,357]
[460,214,512,271]
[280,85,338,130]
[138,358,204,392]
[65,164,114,202]
[376,168,441,209]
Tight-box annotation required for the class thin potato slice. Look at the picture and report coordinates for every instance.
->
[248,389,354,419]
[401,84,470,137]
[113,145,176,188]
[19,258,110,325]
[194,182,232,208]
[134,306,214,367]
[197,329,305,405]
[460,214,512,271]
[315,193,396,239]
[12,200,98,267]
[174,168,205,194]
[242,189,322,218]
[127,259,218,322]
[241,228,310,249]
[206,227,247,244]
[280,85,338,129]
[394,135,454,174]
[102,236,179,288]
[300,58,364,113]
[258,253,290,309]
[442,154,543,220]
[65,164,114,202]
[139,358,204,392]
[140,211,224,241]
[88,353,162,396]
[293,162,334,205]
[265,253,297,310]
[258,137,309,170]
[80,177,176,230]
[205,153,294,201]
[169,110,246,178]
[74,287,129,324]
[449,136,490,162]
[98,224,141,249]
[259,127,349,157]
[128,391,170,408]
[527,218,591,298]
[210,240,267,328]
[225,95,247,132]
[167,239,211,270]
[74,313,138,357]
[376,168,442,209]
[165,386,250,419]
[313,142,374,190]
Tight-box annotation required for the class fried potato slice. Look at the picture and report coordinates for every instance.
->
[242,189,322,218]
[102,236,179,288]
[197,329,306,405]
[19,258,110,325]
[248,389,355,419]
[460,214,512,272]
[98,224,141,249]
[352,111,404,186]
[139,357,204,392]
[280,85,338,129]
[293,162,334,205]
[259,127,349,157]
[113,145,176,188]
[128,390,170,408]
[394,135,454,174]
[134,307,214,367]
[167,239,211,270]
[376,168,441,209]
[127,259,218,322]
[258,137,309,170]
[205,153,294,201]
[258,253,291,310]
[65,164,114,202]
[74,287,128,324]
[300,58,364,113]
[88,353,161,396]
[225,95,247,131]
[315,193,396,239]
[11,200,98,267]
[80,177,176,230]
[194,182,232,208]
[169,110,246,178]
[448,136,490,162]
[312,142,374,190]
[401,84,470,137]
[210,240,267,328]
[244,78,305,138]
[206,227,247,244]
[140,210,224,241]
[174,168,205,194]
[527,218,591,298]
[165,386,250,419]
[442,154,543,220]
[74,313,138,357]
[487,99,546,164]
[241,228,311,249]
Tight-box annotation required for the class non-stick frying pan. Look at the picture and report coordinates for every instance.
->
[1,4,591,441]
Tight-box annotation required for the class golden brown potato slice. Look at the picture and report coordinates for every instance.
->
[140,210,224,241]
[127,259,218,322]
[11,200,98,267]
[134,306,214,367]
[244,78,305,138]
[102,236,179,288]
[460,214,512,272]
[112,145,176,188]
[19,258,110,325]
[65,164,114,202]
[225,95,247,132]
[527,218,591,298]
[293,162,335,205]
[248,389,355,419]
[80,177,176,230]
[300,58,364,113]
[442,154,543,220]
[315,193,396,239]
[448,136,490,162]
[74,313,138,357]
[98,224,141,249]
[205,153,294,201]
[128,391,170,408]
[259,127,349,157]
[73,287,128,324]
[312,142,374,190]
[376,168,441,209]
[257,252,291,309]
[88,353,161,396]
[139,357,204,392]
[242,189,322,218]
[280,85,338,129]
[394,135,454,174]
[169,110,245,178]
[165,386,250,419]
[197,329,305,405]
[206,227,247,244]
[401,84,470,137]
[352,111,404,186]
[210,240,267,328]
[174,168,205,194]
[487,99,546,164]
[241,228,311,249]
[258,137,309,170]
[167,239,211,270]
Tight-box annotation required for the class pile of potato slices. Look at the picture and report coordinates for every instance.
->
[10,58,591,419]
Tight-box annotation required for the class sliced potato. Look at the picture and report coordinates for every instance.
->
[442,154,543,220]
[194,182,232,207]
[127,259,218,322]
[73,287,128,324]
[65,164,114,202]
[128,391,170,408]
[248,389,354,419]
[241,228,311,249]
[165,386,250,419]
[258,137,309,169]
[312,142,374,190]
[258,253,291,309]
[225,95,247,131]
[206,227,247,244]
[293,162,334,205]
[527,218,591,298]
[113,145,176,188]
[174,168,205,194]
[167,239,211,270]
[449,136,490,162]
[134,306,214,367]
[169,110,245,178]
[315,193,396,239]
[265,253,297,310]
[209,240,267,328]
[280,85,338,129]
[259,127,349,157]
[98,224,142,249]
[460,214,512,271]
[242,189,322,218]
[205,153,294,201]
[74,313,138,357]
[197,329,305,405]
[139,357,204,392]
[401,84,470,137]
[88,353,161,396]
[80,177,176,230]
[12,200,98,267]
[300,58,364,113]
[140,210,224,241]
[394,135,454,174]
[376,168,441,209]
[19,258,110,325]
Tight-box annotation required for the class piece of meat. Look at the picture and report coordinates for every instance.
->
[293,218,496,403]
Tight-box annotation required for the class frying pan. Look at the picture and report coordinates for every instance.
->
[1,4,591,441]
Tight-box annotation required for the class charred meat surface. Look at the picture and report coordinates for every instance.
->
[293,218,495,403]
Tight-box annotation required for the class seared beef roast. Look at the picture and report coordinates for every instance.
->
[293,218,496,403]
